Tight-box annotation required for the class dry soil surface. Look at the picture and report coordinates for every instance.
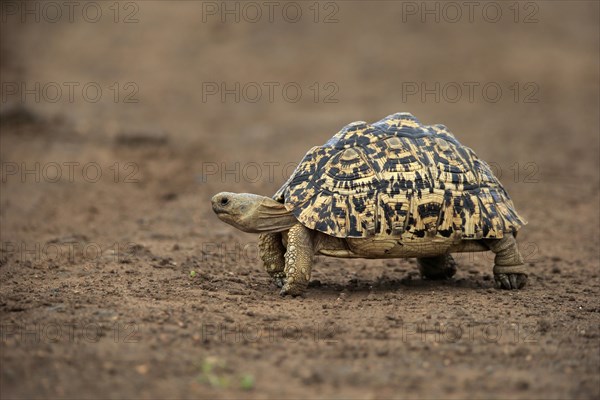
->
[1,2,599,399]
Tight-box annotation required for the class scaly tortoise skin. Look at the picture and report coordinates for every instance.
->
[212,112,528,296]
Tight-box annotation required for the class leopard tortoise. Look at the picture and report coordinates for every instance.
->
[212,112,528,296]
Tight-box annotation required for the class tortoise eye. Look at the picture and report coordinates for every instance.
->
[220,197,229,206]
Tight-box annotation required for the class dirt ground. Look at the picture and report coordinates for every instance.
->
[1,1,599,399]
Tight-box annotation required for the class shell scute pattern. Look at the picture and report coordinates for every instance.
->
[275,113,526,240]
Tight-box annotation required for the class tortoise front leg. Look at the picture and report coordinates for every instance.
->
[280,223,314,296]
[485,234,528,290]
[259,233,286,288]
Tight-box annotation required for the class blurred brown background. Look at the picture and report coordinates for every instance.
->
[1,1,599,399]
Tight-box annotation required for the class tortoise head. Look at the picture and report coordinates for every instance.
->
[211,192,297,233]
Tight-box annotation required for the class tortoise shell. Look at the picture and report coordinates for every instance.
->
[274,112,526,240]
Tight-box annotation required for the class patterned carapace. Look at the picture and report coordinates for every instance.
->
[274,112,526,240]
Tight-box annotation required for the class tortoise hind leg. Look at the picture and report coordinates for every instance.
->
[259,233,286,288]
[417,254,457,280]
[485,234,528,290]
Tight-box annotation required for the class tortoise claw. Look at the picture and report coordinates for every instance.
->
[494,273,527,290]
[279,281,306,297]
[273,276,286,288]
